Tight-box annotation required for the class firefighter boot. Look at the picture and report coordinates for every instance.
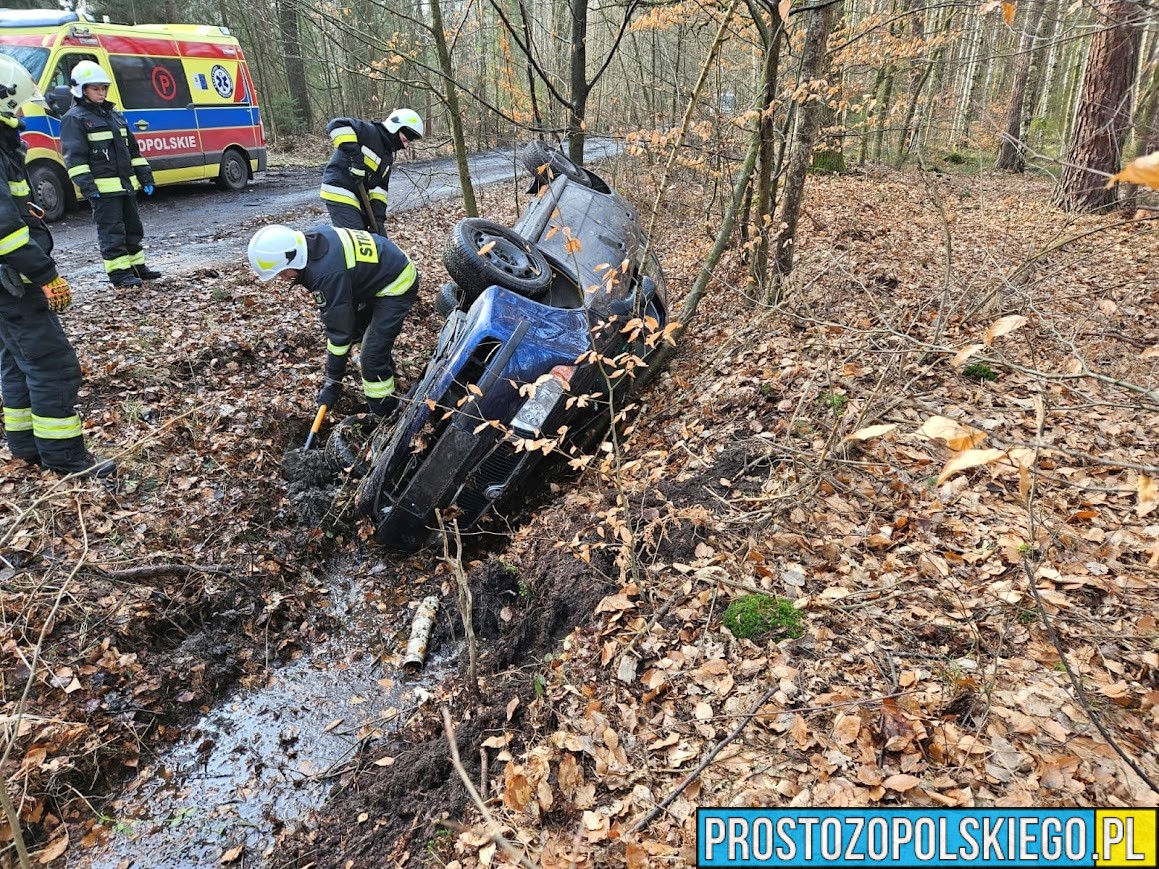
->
[5,428,41,465]
[135,265,162,280]
[110,272,143,289]
[40,436,117,478]
[366,395,399,418]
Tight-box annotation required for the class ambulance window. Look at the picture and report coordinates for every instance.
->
[108,56,190,110]
[47,53,98,92]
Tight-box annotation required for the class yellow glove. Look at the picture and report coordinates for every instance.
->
[42,276,72,313]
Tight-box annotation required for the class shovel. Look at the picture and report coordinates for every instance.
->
[304,404,328,450]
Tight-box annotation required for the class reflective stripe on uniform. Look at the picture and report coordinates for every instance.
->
[369,186,388,205]
[103,254,133,272]
[8,180,29,197]
[32,413,83,440]
[360,146,380,172]
[330,125,356,146]
[128,250,145,266]
[68,164,91,178]
[95,177,127,194]
[336,228,356,268]
[0,225,29,255]
[362,376,395,399]
[86,130,113,142]
[327,341,352,356]
[376,261,417,297]
[130,177,141,190]
[131,157,149,168]
[319,183,359,208]
[3,406,32,432]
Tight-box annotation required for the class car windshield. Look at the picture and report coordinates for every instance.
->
[0,46,49,83]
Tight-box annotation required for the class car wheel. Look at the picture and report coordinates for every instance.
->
[325,413,376,478]
[433,281,464,318]
[519,140,593,187]
[28,162,69,222]
[443,218,551,303]
[215,149,249,191]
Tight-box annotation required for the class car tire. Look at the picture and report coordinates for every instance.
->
[215,148,249,191]
[325,413,376,478]
[443,218,551,303]
[28,162,69,222]
[434,281,464,318]
[519,140,592,187]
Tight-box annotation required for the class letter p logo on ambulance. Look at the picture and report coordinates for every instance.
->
[696,808,1159,869]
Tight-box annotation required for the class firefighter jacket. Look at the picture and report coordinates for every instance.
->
[60,97,153,199]
[319,117,402,226]
[0,117,58,287]
[296,226,416,380]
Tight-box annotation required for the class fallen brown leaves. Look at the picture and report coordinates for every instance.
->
[0,189,516,861]
[438,166,1159,867]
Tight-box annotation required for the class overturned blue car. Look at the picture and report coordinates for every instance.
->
[352,142,669,551]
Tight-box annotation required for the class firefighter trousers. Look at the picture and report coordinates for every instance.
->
[0,284,86,466]
[92,194,146,283]
[359,279,418,415]
[325,201,386,237]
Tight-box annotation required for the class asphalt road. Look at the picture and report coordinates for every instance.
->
[47,140,622,292]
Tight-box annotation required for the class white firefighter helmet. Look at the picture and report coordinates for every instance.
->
[0,55,42,115]
[382,108,423,141]
[69,60,112,99]
[248,224,308,282]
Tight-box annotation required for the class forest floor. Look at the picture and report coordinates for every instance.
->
[2,156,1158,868]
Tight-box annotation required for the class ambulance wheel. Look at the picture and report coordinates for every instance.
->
[216,149,249,192]
[28,162,69,223]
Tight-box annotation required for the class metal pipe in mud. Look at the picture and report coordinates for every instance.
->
[402,596,440,674]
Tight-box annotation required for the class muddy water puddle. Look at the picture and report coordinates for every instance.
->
[77,560,451,869]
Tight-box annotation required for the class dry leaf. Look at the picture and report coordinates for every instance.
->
[221,843,245,864]
[1002,1,1016,24]
[937,448,1007,484]
[983,314,1028,346]
[883,773,921,791]
[844,423,896,442]
[477,240,496,256]
[1108,150,1159,189]
[1137,474,1158,517]
[920,416,988,451]
[36,832,68,865]
[951,343,986,366]
[373,755,395,767]
[778,0,791,20]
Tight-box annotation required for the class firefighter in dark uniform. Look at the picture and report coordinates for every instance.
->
[0,57,114,477]
[247,223,418,417]
[319,109,423,237]
[60,60,161,289]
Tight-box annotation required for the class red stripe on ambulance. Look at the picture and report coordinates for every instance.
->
[96,35,178,56]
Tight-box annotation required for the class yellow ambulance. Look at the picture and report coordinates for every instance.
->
[0,8,266,220]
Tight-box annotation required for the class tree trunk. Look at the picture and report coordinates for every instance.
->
[995,0,1048,171]
[747,1,786,298]
[1056,0,1142,212]
[277,0,312,130]
[567,0,589,164]
[430,0,478,216]
[773,0,842,290]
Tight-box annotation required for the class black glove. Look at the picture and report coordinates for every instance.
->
[317,380,342,410]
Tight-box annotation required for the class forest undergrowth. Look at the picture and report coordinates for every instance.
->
[2,159,1157,867]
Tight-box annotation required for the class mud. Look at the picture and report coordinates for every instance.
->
[277,529,616,867]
